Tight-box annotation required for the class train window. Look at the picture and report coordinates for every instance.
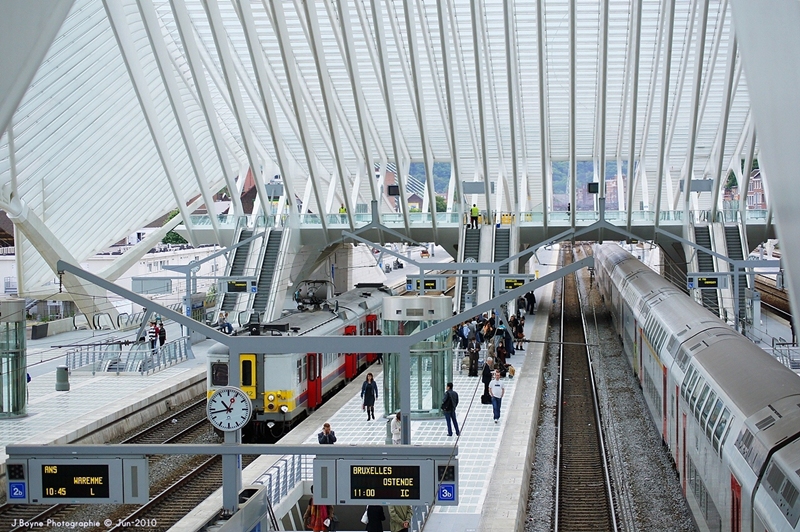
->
[693,384,710,418]
[782,481,799,508]
[706,399,724,440]
[713,409,731,453]
[296,359,303,384]
[700,390,716,428]
[681,366,696,400]
[241,359,253,387]
[689,377,706,412]
[211,363,229,386]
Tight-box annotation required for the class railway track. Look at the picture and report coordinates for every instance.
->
[554,244,617,531]
[0,398,209,532]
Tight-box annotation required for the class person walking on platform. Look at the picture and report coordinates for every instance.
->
[441,382,460,437]
[470,204,479,229]
[489,370,506,423]
[375,329,383,364]
[481,357,494,402]
[365,505,386,532]
[303,486,334,532]
[525,290,537,315]
[361,372,378,421]
[147,319,158,354]
[389,505,412,532]
[467,336,480,376]
[390,411,402,444]
[157,320,166,346]
[318,422,337,444]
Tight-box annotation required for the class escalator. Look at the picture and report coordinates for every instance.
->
[251,230,283,318]
[220,229,253,312]
[724,225,747,320]
[694,225,720,317]
[495,228,510,274]
[459,229,481,312]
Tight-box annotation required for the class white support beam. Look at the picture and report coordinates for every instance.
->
[370,0,411,231]
[446,0,480,164]
[625,0,642,229]
[103,0,197,246]
[136,0,221,243]
[402,0,438,236]
[169,0,243,218]
[504,0,520,211]
[201,0,271,221]
[681,0,711,217]
[739,121,756,247]
[569,0,577,226]
[710,35,737,220]
[235,0,299,222]
[299,0,355,231]
[598,0,609,199]
[333,0,378,204]
[471,0,492,222]
[264,0,329,234]
[536,0,550,229]
[654,0,676,226]
[436,0,465,220]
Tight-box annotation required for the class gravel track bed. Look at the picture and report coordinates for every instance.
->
[33,394,218,532]
[526,247,696,531]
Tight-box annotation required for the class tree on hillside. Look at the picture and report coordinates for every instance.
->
[724,171,738,191]
[163,210,187,245]
[435,196,446,212]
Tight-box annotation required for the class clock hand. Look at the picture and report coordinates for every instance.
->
[210,408,233,414]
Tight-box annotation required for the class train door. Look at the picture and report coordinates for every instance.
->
[240,354,257,400]
[675,385,680,462]
[365,314,378,364]
[682,413,687,494]
[306,353,322,410]
[731,475,742,532]
[344,325,358,379]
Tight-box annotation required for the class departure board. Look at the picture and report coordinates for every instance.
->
[504,279,525,290]
[350,464,420,500]
[41,464,109,498]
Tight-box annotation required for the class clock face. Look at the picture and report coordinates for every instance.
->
[207,387,253,432]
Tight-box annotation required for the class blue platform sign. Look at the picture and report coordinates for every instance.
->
[437,483,455,502]
[9,482,26,499]
[251,286,258,293]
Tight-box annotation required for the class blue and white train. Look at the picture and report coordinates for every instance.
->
[595,243,800,532]
[206,282,393,440]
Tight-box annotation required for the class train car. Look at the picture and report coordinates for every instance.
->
[594,243,800,532]
[207,282,392,440]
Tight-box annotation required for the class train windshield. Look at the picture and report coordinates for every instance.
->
[211,363,229,386]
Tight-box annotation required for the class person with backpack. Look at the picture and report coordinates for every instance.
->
[441,382,460,437]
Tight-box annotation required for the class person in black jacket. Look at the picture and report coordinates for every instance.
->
[317,422,337,444]
[361,373,378,421]
[481,357,494,401]
[365,504,386,532]
[441,383,460,437]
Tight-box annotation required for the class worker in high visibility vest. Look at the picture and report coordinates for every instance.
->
[470,204,479,229]
[339,204,347,223]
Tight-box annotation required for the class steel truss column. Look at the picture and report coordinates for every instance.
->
[136,0,221,243]
[334,0,378,205]
[536,0,550,230]
[201,0,272,221]
[710,35,738,221]
[298,0,355,232]
[654,0,677,227]
[370,0,411,232]
[504,0,520,213]
[104,0,197,245]
[682,0,711,218]
[169,0,243,218]
[470,0,493,223]
[264,0,329,235]
[402,0,438,237]
[569,0,577,227]
[625,0,643,230]
[597,0,609,201]
[436,1,465,222]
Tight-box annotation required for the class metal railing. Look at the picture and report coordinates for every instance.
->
[65,336,191,375]
[771,337,800,371]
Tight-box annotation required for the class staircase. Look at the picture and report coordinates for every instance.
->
[220,230,253,312]
[460,229,481,312]
[694,226,720,317]
[724,225,747,320]
[251,230,283,318]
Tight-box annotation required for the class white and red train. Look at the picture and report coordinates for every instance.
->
[595,243,800,532]
[206,282,393,440]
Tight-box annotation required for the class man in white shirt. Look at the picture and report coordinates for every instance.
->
[489,370,505,423]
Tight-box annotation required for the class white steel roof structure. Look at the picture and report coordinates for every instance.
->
[0,0,775,305]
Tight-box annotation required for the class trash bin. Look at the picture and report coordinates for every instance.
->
[56,365,70,391]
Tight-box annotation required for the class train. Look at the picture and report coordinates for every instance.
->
[206,281,394,440]
[594,243,800,532]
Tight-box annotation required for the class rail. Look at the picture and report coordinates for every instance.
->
[65,336,191,375]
